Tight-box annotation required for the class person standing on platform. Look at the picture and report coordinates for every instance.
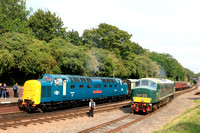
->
[0,83,3,98]
[89,99,96,117]
[2,83,7,98]
[13,83,19,98]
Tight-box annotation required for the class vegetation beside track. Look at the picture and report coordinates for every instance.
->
[155,99,200,133]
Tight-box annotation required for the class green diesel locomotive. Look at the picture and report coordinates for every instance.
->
[131,78,175,113]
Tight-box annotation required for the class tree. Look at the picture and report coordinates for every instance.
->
[0,0,32,34]
[148,52,186,80]
[0,32,56,84]
[184,68,194,82]
[66,29,81,46]
[47,38,90,75]
[82,23,145,58]
[86,48,130,78]
[133,55,160,78]
[29,9,67,42]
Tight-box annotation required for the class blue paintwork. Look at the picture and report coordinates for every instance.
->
[38,74,127,103]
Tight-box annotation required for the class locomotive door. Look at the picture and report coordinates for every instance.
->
[93,84,102,98]
[63,79,66,96]
[118,80,123,95]
[54,78,62,101]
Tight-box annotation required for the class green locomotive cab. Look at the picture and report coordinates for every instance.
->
[131,78,175,113]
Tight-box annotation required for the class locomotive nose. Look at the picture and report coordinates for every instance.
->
[22,80,41,105]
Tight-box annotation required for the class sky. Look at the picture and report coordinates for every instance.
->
[26,0,200,73]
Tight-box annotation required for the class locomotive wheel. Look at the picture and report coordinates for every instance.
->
[131,109,135,114]
[146,106,152,114]
[26,105,33,113]
[152,105,157,111]
[17,99,24,111]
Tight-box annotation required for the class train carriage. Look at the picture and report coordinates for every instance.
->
[174,81,191,91]
[19,74,127,112]
[131,78,175,113]
[124,79,138,98]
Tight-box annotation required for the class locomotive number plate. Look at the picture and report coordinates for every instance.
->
[136,93,147,97]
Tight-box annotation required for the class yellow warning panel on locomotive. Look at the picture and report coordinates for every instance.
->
[133,97,152,103]
[22,80,41,105]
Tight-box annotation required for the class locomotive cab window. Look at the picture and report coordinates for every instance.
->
[54,78,62,86]
[43,76,52,82]
[150,81,156,89]
[104,85,107,88]
[141,80,149,86]
[135,81,140,87]
[79,85,83,88]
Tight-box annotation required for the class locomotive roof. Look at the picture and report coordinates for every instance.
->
[140,78,174,84]
[174,81,189,83]
[42,74,121,80]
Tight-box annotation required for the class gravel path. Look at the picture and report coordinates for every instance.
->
[2,87,200,133]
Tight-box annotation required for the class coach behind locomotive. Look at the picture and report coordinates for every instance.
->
[131,78,175,113]
[174,81,191,91]
[18,74,127,112]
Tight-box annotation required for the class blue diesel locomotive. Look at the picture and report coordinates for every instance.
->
[18,74,127,112]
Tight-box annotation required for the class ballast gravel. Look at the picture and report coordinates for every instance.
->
[2,87,200,133]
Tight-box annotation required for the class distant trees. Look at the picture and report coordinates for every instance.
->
[0,32,56,84]
[81,23,154,79]
[47,38,90,75]
[0,0,32,34]
[185,68,195,82]
[148,52,186,81]
[66,30,82,46]
[82,23,145,57]
[29,9,67,42]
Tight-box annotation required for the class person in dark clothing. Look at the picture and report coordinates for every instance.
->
[89,99,96,117]
[2,83,7,98]
[0,83,2,98]
[13,83,19,98]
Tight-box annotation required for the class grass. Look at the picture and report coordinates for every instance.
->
[155,99,200,133]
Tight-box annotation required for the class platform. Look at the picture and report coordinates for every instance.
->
[0,97,22,104]
[0,87,23,104]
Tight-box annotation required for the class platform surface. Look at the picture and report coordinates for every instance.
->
[0,87,23,104]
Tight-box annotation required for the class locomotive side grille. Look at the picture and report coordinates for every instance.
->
[101,79,117,83]
[69,77,92,83]
[42,86,46,97]
[47,86,51,97]
[42,86,51,98]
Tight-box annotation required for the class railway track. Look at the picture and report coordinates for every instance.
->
[0,85,197,131]
[78,85,199,133]
[0,102,18,108]
[0,100,130,130]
